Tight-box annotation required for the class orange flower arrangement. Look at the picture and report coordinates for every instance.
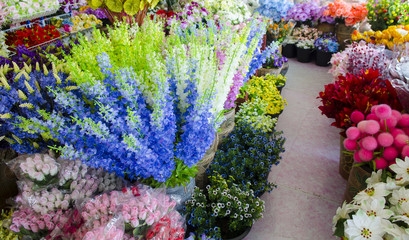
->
[323,0,368,26]
[267,19,295,43]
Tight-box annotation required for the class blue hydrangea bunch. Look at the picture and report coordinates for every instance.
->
[256,0,294,22]
[207,122,285,196]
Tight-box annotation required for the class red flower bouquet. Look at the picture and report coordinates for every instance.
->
[318,69,402,134]
[6,25,61,49]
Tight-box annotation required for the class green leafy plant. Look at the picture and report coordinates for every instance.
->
[236,98,277,133]
[185,174,265,239]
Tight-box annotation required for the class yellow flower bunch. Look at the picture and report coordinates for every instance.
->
[264,74,286,87]
[351,24,409,49]
[245,76,287,115]
[71,14,102,32]
[0,210,18,240]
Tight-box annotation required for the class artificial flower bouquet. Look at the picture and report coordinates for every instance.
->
[184,174,265,239]
[0,19,266,187]
[352,25,409,50]
[314,35,339,53]
[0,31,9,58]
[263,49,288,69]
[166,1,208,29]
[86,0,161,25]
[318,69,402,133]
[79,5,108,19]
[256,0,293,22]
[52,13,102,33]
[267,19,295,43]
[5,25,62,49]
[286,2,321,26]
[328,41,392,80]
[208,122,285,195]
[235,98,278,133]
[333,157,409,239]
[59,0,87,13]
[204,0,252,25]
[296,39,315,49]
[291,25,322,41]
[323,0,367,26]
[6,0,60,23]
[343,104,409,170]
[244,75,287,115]
[0,1,9,27]
[366,0,409,31]
[317,6,335,24]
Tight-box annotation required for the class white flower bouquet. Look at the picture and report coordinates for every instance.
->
[16,154,60,187]
[6,0,60,23]
[204,0,253,25]
[296,39,315,49]
[333,157,409,239]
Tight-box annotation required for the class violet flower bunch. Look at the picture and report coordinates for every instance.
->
[59,0,87,13]
[81,7,108,19]
[264,48,288,69]
[317,6,335,24]
[314,35,339,53]
[286,2,321,25]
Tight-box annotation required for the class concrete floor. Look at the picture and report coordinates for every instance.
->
[244,58,346,240]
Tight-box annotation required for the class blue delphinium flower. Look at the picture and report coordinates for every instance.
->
[256,0,294,21]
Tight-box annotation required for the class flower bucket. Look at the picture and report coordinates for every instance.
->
[166,177,195,212]
[339,136,354,180]
[317,22,335,33]
[195,133,219,189]
[296,47,313,63]
[315,50,333,67]
[335,23,355,50]
[217,109,236,147]
[282,44,297,58]
[343,164,371,203]
[256,67,283,77]
[277,84,286,94]
[218,218,252,240]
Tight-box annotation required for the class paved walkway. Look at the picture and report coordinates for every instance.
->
[244,58,346,240]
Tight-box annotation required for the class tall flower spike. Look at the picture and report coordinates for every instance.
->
[23,62,31,73]
[54,73,62,84]
[0,77,10,90]
[35,81,41,92]
[19,103,34,109]
[0,113,12,119]
[24,81,35,94]
[43,64,49,76]
[18,90,28,100]
[12,62,19,73]
[14,71,24,81]
[36,62,40,72]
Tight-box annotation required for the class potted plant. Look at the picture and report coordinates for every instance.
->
[366,0,409,31]
[322,0,368,50]
[266,19,296,46]
[258,49,288,77]
[266,73,287,93]
[184,174,265,240]
[244,75,287,117]
[235,98,278,133]
[296,39,315,63]
[207,123,285,197]
[333,157,409,239]
[314,34,339,67]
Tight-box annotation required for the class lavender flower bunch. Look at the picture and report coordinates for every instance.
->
[314,35,339,53]
[59,0,87,13]
[317,6,335,24]
[81,7,108,19]
[286,2,321,25]
[168,1,209,29]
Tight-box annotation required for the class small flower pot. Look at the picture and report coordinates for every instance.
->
[282,44,297,58]
[218,218,252,240]
[296,47,313,63]
[222,226,252,240]
[315,50,333,67]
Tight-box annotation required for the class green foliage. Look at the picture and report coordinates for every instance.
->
[236,98,277,133]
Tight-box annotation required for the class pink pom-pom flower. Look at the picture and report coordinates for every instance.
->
[344,138,358,151]
[398,114,409,128]
[375,104,392,119]
[364,120,380,135]
[377,132,394,147]
[359,148,373,162]
[375,157,388,169]
[351,111,365,123]
[383,147,399,161]
[361,136,378,151]
[346,127,361,141]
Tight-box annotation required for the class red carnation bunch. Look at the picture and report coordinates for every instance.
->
[318,69,402,134]
[6,25,61,49]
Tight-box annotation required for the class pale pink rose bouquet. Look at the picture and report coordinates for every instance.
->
[16,154,59,188]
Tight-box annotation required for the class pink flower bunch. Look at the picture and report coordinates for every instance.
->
[76,186,181,239]
[291,25,322,41]
[82,225,125,240]
[0,1,9,25]
[10,206,70,236]
[346,41,391,79]
[19,154,59,185]
[328,49,350,79]
[16,182,71,215]
[58,159,89,187]
[224,65,247,109]
[344,104,409,169]
[145,212,185,240]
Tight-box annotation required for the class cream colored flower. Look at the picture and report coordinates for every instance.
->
[354,182,390,205]
[345,209,385,240]
[389,157,409,185]
[389,187,409,206]
[361,199,393,219]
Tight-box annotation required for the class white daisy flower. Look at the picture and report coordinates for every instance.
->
[390,187,409,206]
[361,199,394,219]
[366,170,383,185]
[354,182,390,204]
[389,157,409,185]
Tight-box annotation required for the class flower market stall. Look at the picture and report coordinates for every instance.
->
[1,0,409,239]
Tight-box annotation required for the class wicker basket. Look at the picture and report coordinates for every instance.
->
[339,136,354,180]
[217,109,236,147]
[195,133,219,189]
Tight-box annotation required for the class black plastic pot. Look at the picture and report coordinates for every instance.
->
[296,47,313,63]
[282,44,297,58]
[315,50,333,67]
[277,84,285,94]
[222,226,252,240]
